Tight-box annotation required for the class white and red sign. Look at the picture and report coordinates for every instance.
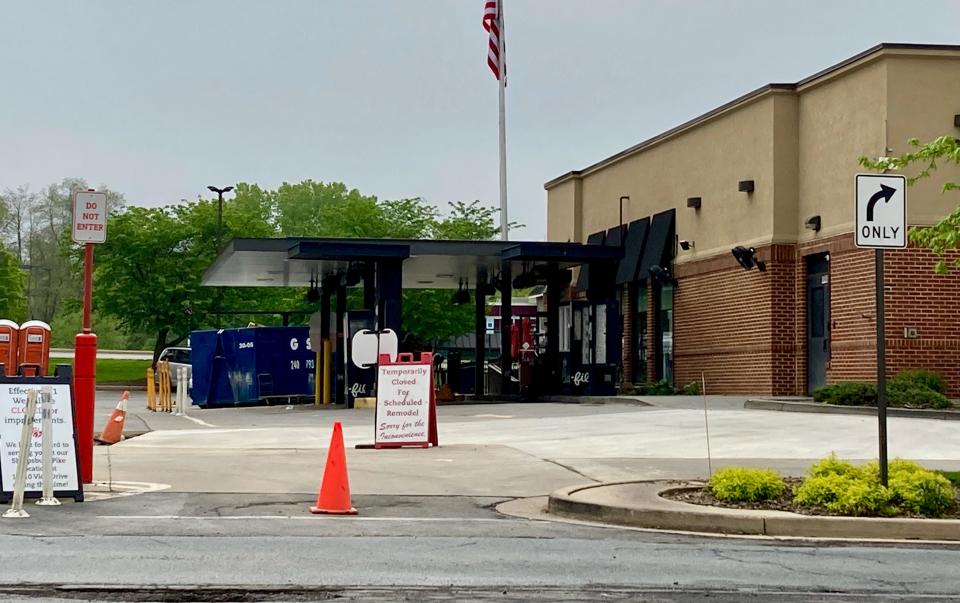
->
[0,382,82,501]
[374,352,438,448]
[72,191,108,244]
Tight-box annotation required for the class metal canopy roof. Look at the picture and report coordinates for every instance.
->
[202,238,620,290]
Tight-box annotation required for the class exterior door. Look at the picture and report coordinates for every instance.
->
[806,256,830,394]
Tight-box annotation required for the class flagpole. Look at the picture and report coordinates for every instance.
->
[497,0,508,241]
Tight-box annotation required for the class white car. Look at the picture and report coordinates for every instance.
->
[158,347,191,390]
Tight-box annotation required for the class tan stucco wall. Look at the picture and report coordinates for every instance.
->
[574,95,777,262]
[796,60,887,243]
[772,93,800,242]
[886,53,960,227]
[546,178,581,243]
[546,48,960,259]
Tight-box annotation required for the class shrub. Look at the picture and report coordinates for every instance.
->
[807,453,867,479]
[894,369,948,395]
[813,382,876,406]
[885,460,955,516]
[794,473,893,516]
[709,467,785,503]
[638,380,676,395]
[937,471,960,488]
[887,380,951,409]
[796,456,956,517]
[681,381,701,396]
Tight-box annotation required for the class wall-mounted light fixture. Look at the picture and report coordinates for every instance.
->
[731,246,766,272]
[805,215,822,232]
[738,180,755,193]
[648,265,677,286]
[678,240,694,251]
[954,114,960,128]
[686,197,702,209]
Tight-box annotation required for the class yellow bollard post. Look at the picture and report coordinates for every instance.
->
[158,362,164,412]
[322,339,332,405]
[159,361,170,412]
[314,349,322,406]
[146,367,156,411]
[164,362,172,413]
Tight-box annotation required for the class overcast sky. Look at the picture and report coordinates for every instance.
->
[2,1,958,239]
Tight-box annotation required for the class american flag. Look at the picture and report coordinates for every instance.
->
[482,1,504,81]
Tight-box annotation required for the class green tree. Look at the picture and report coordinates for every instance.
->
[92,194,292,362]
[401,200,507,346]
[93,179,508,353]
[432,200,502,240]
[0,248,27,322]
[861,136,960,272]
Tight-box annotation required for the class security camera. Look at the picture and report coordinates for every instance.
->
[679,240,694,251]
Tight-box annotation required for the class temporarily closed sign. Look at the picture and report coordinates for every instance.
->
[375,363,431,446]
[0,383,81,500]
[72,191,108,244]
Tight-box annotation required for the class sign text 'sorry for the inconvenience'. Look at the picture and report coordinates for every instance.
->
[375,364,431,445]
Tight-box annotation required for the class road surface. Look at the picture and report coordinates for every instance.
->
[1,492,959,601]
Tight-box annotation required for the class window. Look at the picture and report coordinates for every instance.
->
[595,304,607,364]
[559,305,571,353]
[636,287,648,377]
[659,283,674,384]
[580,306,593,365]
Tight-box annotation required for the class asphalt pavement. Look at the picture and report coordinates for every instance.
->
[6,392,959,600]
[3,492,960,600]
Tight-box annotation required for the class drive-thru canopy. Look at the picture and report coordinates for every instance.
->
[202,237,626,401]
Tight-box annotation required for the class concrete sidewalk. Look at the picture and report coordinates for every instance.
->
[89,395,960,501]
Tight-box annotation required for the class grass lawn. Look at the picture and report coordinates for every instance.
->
[48,357,151,385]
[938,471,960,488]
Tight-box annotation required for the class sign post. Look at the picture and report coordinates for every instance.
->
[72,189,108,484]
[855,173,907,487]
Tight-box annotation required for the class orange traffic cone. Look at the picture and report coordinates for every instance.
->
[97,391,129,445]
[310,421,358,514]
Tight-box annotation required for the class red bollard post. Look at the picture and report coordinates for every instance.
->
[74,332,97,484]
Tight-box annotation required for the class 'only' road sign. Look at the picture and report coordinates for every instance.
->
[855,174,907,249]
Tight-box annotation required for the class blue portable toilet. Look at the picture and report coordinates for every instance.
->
[190,326,317,408]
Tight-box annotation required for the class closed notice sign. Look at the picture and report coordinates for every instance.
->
[0,383,82,501]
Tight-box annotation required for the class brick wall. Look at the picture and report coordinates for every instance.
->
[671,252,779,395]
[649,233,960,396]
[884,246,960,396]
[769,245,798,395]
[621,286,635,383]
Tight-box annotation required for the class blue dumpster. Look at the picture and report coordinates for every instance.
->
[190,326,318,408]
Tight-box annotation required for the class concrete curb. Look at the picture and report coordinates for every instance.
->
[547,480,960,541]
[98,385,147,392]
[745,398,960,420]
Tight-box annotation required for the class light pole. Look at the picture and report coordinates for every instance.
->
[619,196,630,234]
[207,185,234,253]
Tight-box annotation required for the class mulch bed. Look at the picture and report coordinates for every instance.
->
[662,478,960,519]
